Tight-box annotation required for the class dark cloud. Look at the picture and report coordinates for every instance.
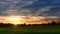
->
[0,0,60,16]
[42,6,60,16]
[21,0,60,16]
[22,0,60,8]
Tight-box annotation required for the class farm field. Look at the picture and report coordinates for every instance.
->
[0,25,60,34]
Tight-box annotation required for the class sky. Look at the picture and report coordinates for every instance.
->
[0,0,60,24]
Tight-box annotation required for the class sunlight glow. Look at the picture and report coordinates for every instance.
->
[6,16,23,24]
[0,16,59,24]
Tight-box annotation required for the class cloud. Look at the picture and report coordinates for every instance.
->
[0,0,60,17]
[43,6,60,16]
[5,0,13,1]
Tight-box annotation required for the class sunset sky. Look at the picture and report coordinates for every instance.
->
[0,0,60,24]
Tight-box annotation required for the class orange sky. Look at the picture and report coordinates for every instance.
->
[0,16,59,24]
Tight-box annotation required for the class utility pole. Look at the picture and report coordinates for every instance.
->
[45,16,49,24]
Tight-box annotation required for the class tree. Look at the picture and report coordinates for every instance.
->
[24,23,26,26]
[51,21,56,25]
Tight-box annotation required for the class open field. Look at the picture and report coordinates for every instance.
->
[0,25,60,34]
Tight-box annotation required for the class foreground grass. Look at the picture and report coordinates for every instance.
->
[0,25,60,34]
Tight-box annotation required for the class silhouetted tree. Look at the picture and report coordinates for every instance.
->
[41,23,45,25]
[47,23,51,25]
[51,21,56,25]
[24,23,26,26]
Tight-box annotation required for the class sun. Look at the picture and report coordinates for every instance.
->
[10,17,20,24]
[6,16,23,24]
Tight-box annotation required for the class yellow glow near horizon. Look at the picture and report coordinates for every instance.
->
[0,16,59,24]
[6,16,23,24]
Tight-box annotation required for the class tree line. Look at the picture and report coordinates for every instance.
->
[0,21,60,27]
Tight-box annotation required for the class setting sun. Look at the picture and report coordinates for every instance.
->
[6,16,23,24]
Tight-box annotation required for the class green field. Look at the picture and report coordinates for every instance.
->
[0,25,60,34]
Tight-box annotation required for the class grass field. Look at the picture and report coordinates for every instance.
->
[0,25,60,34]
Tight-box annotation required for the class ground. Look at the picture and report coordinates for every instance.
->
[0,25,60,34]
